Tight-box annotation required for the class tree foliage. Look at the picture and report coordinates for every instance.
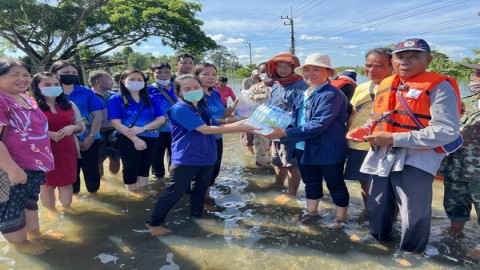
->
[0,0,216,72]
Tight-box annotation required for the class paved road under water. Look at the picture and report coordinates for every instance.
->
[1,134,479,269]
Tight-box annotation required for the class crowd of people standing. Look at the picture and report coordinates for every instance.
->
[0,38,478,262]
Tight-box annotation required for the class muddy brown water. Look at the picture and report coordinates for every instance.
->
[1,134,478,269]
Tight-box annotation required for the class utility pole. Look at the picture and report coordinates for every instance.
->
[281,9,295,55]
[244,41,252,66]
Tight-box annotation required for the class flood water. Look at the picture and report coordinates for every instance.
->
[1,134,479,270]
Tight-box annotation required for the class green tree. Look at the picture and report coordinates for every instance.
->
[0,0,216,72]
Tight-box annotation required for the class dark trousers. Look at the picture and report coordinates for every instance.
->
[117,134,158,185]
[73,139,101,193]
[367,165,433,253]
[151,132,172,178]
[147,164,214,226]
[295,149,349,207]
[210,138,223,186]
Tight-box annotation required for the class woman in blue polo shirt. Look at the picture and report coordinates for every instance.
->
[49,60,104,194]
[147,74,257,236]
[193,63,239,200]
[107,69,165,196]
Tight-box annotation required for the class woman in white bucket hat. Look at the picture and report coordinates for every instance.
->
[264,53,349,227]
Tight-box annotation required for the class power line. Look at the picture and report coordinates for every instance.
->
[295,0,328,18]
[296,0,469,46]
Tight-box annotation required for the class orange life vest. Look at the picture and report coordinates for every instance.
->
[371,72,461,133]
[330,77,356,89]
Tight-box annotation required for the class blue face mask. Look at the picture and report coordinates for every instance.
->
[183,89,204,102]
[40,86,63,97]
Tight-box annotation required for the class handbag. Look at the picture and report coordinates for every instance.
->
[396,90,463,154]
[0,124,10,203]
[111,102,145,146]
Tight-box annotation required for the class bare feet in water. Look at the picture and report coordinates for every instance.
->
[61,206,82,215]
[262,182,284,189]
[13,240,50,255]
[147,224,171,236]
[274,194,295,203]
[321,219,346,229]
[28,229,64,240]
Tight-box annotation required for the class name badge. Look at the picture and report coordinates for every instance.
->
[405,89,422,99]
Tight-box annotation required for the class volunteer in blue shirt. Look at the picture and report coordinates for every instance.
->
[107,69,165,196]
[148,62,178,179]
[193,63,239,199]
[49,60,104,194]
[264,53,349,228]
[147,74,257,236]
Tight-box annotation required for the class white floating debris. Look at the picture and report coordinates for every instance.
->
[95,253,119,264]
[159,253,180,270]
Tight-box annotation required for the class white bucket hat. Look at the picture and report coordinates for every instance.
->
[294,53,338,77]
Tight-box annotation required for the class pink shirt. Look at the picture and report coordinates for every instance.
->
[215,86,236,106]
[0,93,54,171]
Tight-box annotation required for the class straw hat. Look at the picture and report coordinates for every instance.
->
[294,53,338,77]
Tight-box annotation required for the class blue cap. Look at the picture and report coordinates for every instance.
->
[393,38,431,54]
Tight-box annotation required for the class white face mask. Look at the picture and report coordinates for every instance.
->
[40,86,63,97]
[156,79,170,86]
[467,81,480,94]
[125,81,145,91]
[259,73,272,83]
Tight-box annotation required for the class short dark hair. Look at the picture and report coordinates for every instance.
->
[49,60,78,74]
[365,47,393,61]
[218,76,228,82]
[88,70,110,87]
[0,58,30,76]
[257,62,267,70]
[176,53,195,63]
[151,62,171,72]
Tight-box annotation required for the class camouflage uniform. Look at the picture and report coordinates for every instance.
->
[441,94,480,224]
[247,82,272,166]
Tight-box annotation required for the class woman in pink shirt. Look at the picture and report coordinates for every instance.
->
[0,58,55,255]
[215,76,237,108]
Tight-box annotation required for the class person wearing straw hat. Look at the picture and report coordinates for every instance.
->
[263,53,350,227]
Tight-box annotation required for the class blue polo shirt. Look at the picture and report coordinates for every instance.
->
[147,83,178,132]
[107,93,163,138]
[168,101,217,166]
[204,89,225,139]
[64,84,104,141]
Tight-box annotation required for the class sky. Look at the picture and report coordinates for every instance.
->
[133,0,480,67]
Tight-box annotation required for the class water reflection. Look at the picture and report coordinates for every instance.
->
[0,134,478,269]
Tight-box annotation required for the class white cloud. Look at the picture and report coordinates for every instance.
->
[360,27,375,32]
[341,52,357,57]
[253,47,268,53]
[299,34,324,41]
[209,34,224,41]
[329,37,342,41]
[343,45,357,49]
[238,54,250,59]
[224,38,246,44]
